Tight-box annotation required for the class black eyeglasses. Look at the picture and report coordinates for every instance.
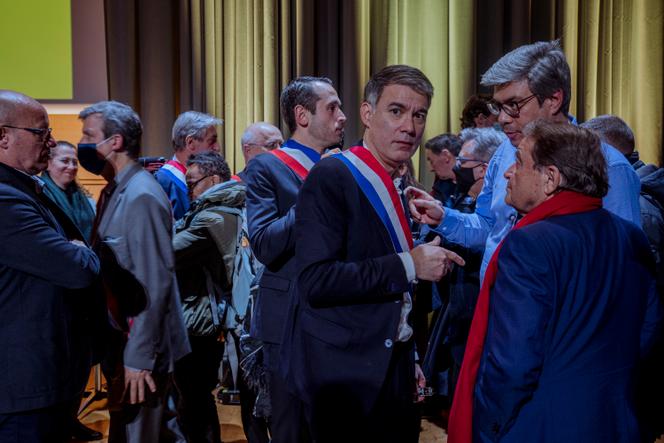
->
[487,94,538,118]
[456,156,487,167]
[187,175,210,191]
[2,125,53,140]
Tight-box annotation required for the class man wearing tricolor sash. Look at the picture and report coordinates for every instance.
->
[155,111,222,220]
[448,122,661,442]
[284,65,464,442]
[244,76,346,442]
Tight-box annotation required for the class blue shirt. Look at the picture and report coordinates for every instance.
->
[433,137,642,282]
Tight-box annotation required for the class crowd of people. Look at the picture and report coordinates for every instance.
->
[0,39,662,443]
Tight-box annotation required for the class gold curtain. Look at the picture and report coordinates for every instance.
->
[563,0,663,164]
[190,0,283,174]
[187,0,474,182]
[384,0,475,186]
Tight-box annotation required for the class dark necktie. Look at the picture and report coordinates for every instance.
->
[90,182,116,249]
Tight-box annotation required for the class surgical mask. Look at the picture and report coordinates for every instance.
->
[77,137,113,175]
[453,164,478,195]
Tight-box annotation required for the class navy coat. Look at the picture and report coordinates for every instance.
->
[474,209,662,442]
[283,156,413,414]
[245,151,303,345]
[0,163,100,414]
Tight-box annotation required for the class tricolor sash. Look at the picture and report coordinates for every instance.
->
[270,139,321,180]
[160,158,187,192]
[334,145,413,253]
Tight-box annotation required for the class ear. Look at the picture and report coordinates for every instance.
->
[0,127,9,151]
[546,89,564,115]
[184,134,196,152]
[543,164,562,195]
[212,174,221,185]
[110,134,125,152]
[360,101,373,128]
[294,104,309,129]
[476,163,489,179]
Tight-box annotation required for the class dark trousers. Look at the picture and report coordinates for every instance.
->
[264,343,311,443]
[310,342,421,443]
[174,335,224,443]
[102,329,175,443]
[0,400,74,443]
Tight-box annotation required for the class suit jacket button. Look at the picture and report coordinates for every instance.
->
[384,339,393,348]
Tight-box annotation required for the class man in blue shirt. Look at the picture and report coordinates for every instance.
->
[409,40,641,282]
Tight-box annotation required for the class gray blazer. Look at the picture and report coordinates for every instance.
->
[98,163,190,372]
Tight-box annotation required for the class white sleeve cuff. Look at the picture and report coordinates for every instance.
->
[398,252,417,283]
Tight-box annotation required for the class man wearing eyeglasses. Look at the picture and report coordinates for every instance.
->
[409,40,641,282]
[0,90,100,442]
[235,121,284,181]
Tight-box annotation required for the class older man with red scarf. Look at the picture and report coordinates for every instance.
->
[448,121,662,442]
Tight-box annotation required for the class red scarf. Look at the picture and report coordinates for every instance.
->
[447,190,602,442]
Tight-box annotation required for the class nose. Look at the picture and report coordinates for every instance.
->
[504,162,516,180]
[497,109,511,127]
[338,109,347,125]
[401,115,415,136]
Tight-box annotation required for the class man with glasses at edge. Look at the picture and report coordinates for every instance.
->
[232,121,284,182]
[408,40,641,283]
[0,90,100,442]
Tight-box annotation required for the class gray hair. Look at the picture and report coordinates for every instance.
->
[172,111,223,152]
[580,114,635,156]
[481,40,571,116]
[459,128,505,162]
[79,101,143,158]
[364,64,433,108]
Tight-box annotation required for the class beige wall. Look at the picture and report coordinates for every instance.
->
[48,108,106,201]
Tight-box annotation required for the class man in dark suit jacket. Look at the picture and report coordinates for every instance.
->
[285,66,464,443]
[244,76,346,442]
[448,122,662,442]
[0,90,100,442]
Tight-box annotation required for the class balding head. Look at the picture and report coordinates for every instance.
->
[240,122,283,163]
[0,90,44,124]
[0,90,55,174]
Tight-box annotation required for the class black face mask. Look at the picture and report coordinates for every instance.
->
[453,164,478,195]
[77,143,106,175]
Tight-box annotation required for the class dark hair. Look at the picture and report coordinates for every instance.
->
[186,151,231,182]
[280,76,333,134]
[79,101,143,159]
[425,133,462,156]
[481,40,571,116]
[524,121,608,198]
[580,114,635,156]
[364,65,433,107]
[460,94,493,129]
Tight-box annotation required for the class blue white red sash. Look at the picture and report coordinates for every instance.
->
[160,158,187,192]
[334,145,413,253]
[270,139,321,180]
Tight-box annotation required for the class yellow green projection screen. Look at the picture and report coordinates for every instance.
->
[0,0,72,99]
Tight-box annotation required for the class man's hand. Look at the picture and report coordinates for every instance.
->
[124,367,157,404]
[405,186,444,225]
[410,237,465,281]
[414,363,427,403]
